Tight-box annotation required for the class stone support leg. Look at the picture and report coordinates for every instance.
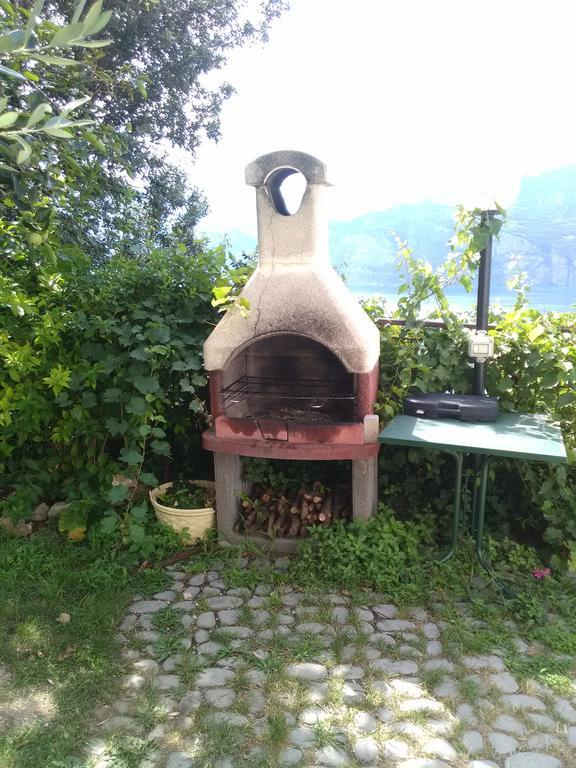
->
[352,455,378,521]
[213,452,243,546]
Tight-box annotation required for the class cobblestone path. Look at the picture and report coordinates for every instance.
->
[89,560,576,768]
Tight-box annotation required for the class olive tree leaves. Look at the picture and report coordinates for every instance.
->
[0,0,112,170]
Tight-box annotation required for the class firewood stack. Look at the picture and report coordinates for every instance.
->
[234,481,351,538]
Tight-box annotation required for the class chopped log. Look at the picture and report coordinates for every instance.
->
[244,508,260,534]
[272,513,287,535]
[266,510,278,536]
[262,500,277,529]
[277,496,290,516]
[271,497,287,532]
[239,478,350,536]
[245,520,258,534]
[287,516,301,537]
[319,491,333,523]
[261,488,273,503]
[243,509,256,529]
[333,484,348,522]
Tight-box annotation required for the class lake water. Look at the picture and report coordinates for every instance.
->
[351,284,575,313]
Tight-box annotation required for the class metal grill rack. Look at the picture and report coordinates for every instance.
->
[221,375,354,403]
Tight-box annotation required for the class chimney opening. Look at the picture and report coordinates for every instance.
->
[265,167,307,216]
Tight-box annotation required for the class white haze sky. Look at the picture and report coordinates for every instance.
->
[189,0,576,235]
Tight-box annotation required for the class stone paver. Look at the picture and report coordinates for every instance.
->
[462,730,484,754]
[469,762,499,768]
[280,746,303,765]
[195,667,235,687]
[165,753,193,768]
[502,694,546,711]
[203,687,236,708]
[289,726,315,747]
[493,714,527,735]
[490,671,520,693]
[555,698,576,723]
[489,732,519,754]
[286,662,327,680]
[196,611,216,629]
[129,599,167,613]
[89,560,576,768]
[505,754,562,768]
[354,736,379,762]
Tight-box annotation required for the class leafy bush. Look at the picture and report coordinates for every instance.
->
[0,244,227,547]
[290,504,438,601]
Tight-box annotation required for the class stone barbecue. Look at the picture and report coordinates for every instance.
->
[203,150,381,552]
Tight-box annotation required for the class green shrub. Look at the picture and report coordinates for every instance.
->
[290,503,438,601]
[0,244,226,550]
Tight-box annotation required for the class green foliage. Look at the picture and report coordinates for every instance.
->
[151,606,185,661]
[504,652,574,694]
[1,0,287,266]
[0,242,225,554]
[0,482,42,521]
[290,504,437,601]
[0,0,111,169]
[158,481,214,510]
[365,207,576,570]
[290,632,325,662]
[104,736,152,768]
[211,249,256,316]
[394,206,504,328]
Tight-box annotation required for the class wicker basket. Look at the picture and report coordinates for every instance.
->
[150,480,216,539]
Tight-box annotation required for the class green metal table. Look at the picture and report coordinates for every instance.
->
[378,413,567,578]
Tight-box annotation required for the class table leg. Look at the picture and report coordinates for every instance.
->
[438,450,464,563]
[474,456,493,574]
[475,456,516,598]
[471,460,480,535]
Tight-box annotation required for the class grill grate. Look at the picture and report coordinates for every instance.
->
[221,375,354,402]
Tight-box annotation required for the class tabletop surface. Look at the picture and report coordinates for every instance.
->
[379,413,567,463]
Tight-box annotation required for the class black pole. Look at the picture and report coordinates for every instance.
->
[471,210,497,520]
[472,211,495,396]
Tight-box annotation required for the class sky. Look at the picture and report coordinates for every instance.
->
[189,0,576,236]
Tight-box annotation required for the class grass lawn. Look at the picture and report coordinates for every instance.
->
[0,530,169,768]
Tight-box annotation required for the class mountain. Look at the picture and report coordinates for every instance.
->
[202,166,576,301]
